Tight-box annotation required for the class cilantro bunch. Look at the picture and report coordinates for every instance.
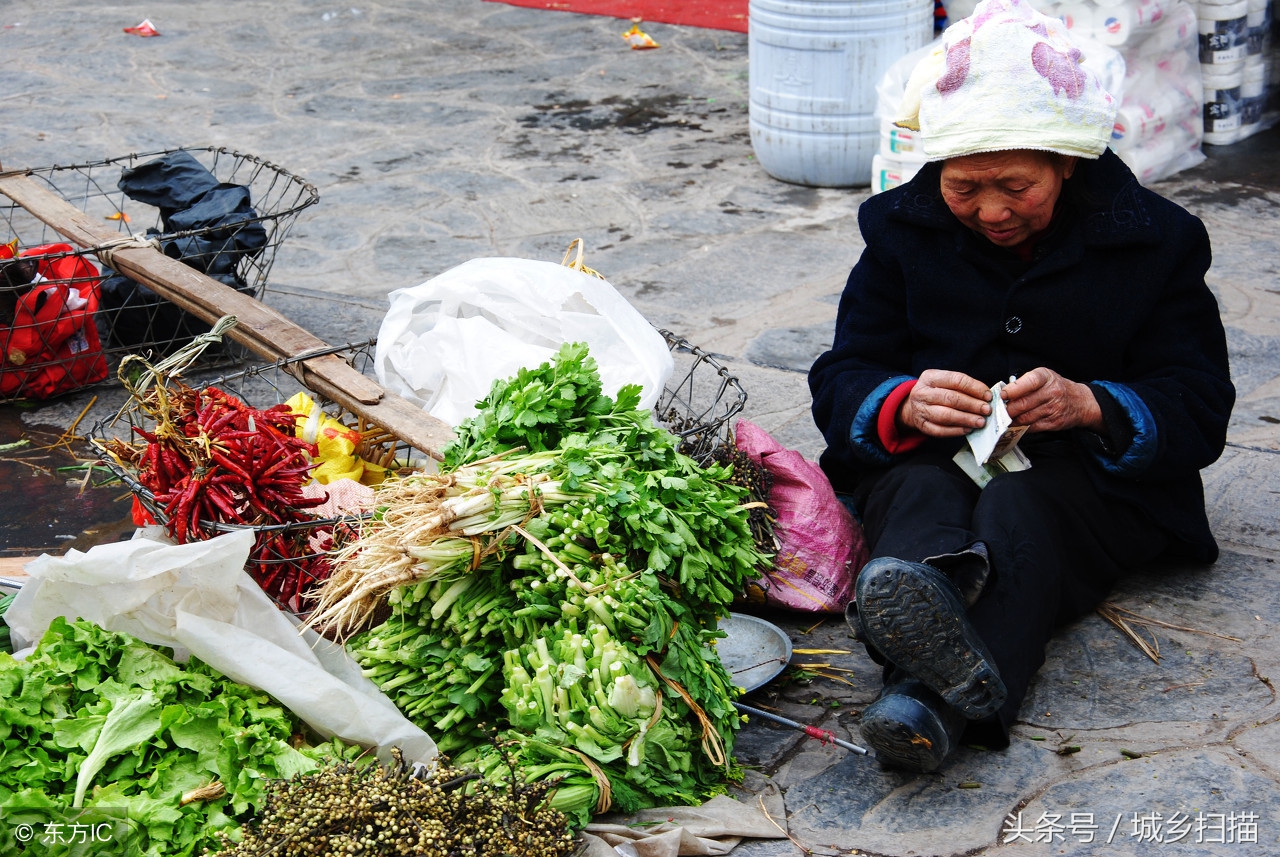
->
[442,341,643,468]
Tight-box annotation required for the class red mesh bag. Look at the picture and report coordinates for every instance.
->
[1,242,108,399]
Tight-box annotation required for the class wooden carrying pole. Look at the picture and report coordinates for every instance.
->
[0,169,456,458]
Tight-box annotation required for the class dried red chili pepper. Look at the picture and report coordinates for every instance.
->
[118,380,344,609]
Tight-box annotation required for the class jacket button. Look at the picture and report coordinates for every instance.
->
[1005,316,1022,334]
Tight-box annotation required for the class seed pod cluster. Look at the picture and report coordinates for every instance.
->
[210,750,578,857]
[710,439,776,561]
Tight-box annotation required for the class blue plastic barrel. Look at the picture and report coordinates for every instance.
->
[749,0,935,187]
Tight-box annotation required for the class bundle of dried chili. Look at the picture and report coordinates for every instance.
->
[102,380,340,609]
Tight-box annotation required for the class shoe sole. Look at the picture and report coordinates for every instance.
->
[856,561,1007,719]
[860,698,949,773]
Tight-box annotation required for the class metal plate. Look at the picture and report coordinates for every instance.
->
[715,612,792,693]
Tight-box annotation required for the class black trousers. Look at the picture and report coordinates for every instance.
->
[853,441,1169,747]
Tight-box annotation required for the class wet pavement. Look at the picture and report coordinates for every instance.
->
[0,411,134,557]
[2,1,1280,854]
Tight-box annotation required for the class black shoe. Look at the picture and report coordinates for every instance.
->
[923,542,991,609]
[854,556,1007,719]
[860,676,966,773]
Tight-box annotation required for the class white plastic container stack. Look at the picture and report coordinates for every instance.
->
[1269,0,1280,113]
[1197,0,1251,143]
[1237,0,1272,137]
[748,0,935,187]
[869,156,921,193]
[1113,67,1205,177]
[1030,0,1206,181]
[867,38,938,194]
[1240,51,1267,133]
[1202,60,1246,142]
[870,118,927,193]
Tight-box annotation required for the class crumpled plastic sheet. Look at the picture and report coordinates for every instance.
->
[4,528,437,767]
[580,779,790,857]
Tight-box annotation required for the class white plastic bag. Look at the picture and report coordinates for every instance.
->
[374,256,675,427]
[4,529,438,766]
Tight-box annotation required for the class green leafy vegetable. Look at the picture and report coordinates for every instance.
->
[73,689,163,807]
[442,341,642,468]
[0,616,327,857]
[333,342,770,829]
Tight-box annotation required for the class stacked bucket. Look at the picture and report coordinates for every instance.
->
[870,122,927,194]
[747,0,936,188]
[1198,0,1272,144]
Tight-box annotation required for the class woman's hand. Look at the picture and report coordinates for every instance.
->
[1002,367,1105,433]
[897,369,992,437]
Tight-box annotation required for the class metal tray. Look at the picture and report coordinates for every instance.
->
[716,612,792,693]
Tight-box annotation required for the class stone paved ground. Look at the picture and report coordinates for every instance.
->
[2,1,1280,853]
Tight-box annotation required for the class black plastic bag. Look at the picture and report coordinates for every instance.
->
[100,152,269,354]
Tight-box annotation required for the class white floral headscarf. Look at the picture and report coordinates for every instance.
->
[897,0,1117,161]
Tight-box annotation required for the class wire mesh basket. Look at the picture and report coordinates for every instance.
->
[89,330,748,613]
[88,340,401,613]
[177,329,748,467]
[1,146,318,402]
[654,329,747,465]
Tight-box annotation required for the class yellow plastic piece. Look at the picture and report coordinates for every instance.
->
[286,392,388,486]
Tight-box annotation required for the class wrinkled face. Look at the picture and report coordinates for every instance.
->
[939,150,1077,248]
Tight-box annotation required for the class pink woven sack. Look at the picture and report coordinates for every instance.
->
[736,419,868,614]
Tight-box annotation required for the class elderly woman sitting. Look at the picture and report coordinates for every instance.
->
[808,0,1234,772]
